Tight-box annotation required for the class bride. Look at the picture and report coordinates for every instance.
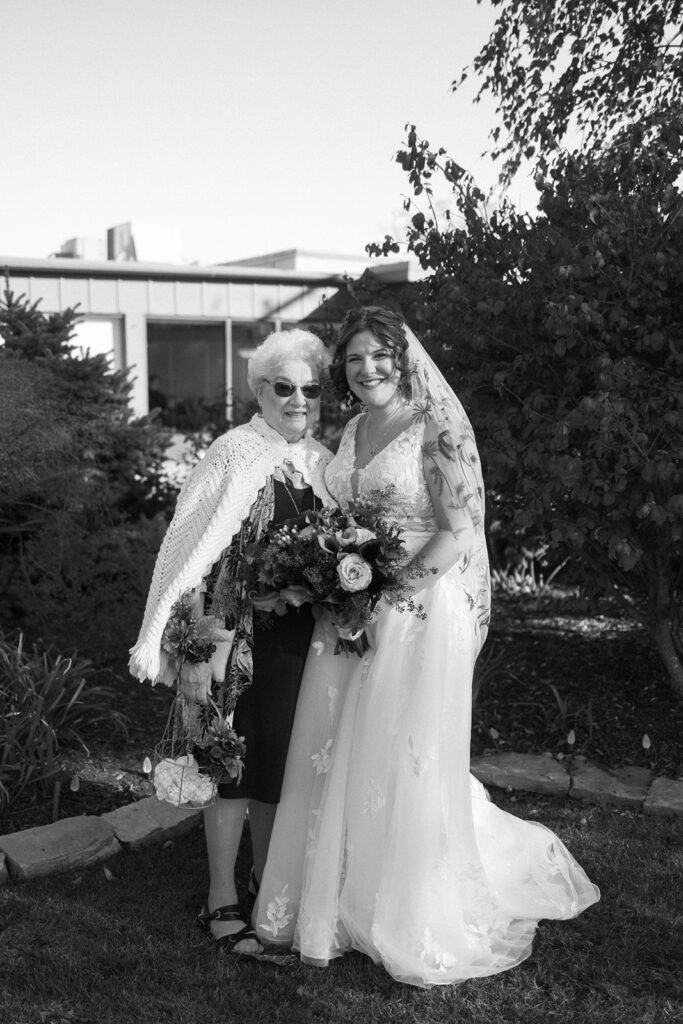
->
[254,306,599,987]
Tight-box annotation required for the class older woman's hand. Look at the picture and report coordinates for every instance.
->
[178,660,213,704]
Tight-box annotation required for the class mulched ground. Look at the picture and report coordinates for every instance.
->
[0,683,173,836]
[2,593,681,836]
[473,594,683,777]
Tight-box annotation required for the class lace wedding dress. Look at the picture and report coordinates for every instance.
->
[254,414,599,987]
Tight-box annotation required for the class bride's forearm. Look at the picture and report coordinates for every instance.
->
[399,528,471,593]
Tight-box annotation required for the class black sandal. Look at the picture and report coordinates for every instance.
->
[197,903,296,966]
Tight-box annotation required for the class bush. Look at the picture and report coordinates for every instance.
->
[370,121,683,695]
[0,633,128,809]
[1,514,168,678]
[0,283,179,676]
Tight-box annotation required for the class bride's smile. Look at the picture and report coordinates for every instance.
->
[344,329,400,407]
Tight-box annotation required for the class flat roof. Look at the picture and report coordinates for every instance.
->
[0,254,348,288]
[220,247,373,265]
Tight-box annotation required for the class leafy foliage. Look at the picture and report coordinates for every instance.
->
[364,0,683,695]
[0,284,175,525]
[0,356,76,504]
[460,0,683,181]
[5,514,168,676]
[0,632,127,808]
[370,120,683,693]
[0,285,178,672]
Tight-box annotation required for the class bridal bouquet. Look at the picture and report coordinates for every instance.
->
[152,591,244,806]
[240,490,431,655]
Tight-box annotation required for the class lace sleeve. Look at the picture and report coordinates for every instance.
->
[421,415,485,561]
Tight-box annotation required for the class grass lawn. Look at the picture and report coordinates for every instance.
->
[1,791,681,1024]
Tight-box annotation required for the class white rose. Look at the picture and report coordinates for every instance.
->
[337,553,373,592]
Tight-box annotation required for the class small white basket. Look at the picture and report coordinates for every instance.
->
[152,745,218,808]
[151,697,218,808]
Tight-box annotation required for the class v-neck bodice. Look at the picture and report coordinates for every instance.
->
[324,414,438,532]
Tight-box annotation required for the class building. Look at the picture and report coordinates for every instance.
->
[1,241,417,430]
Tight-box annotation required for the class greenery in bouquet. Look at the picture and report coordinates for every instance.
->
[153,592,244,804]
[193,703,246,786]
[239,488,433,655]
[153,701,246,806]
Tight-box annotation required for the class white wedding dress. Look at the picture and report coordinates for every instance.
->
[254,414,599,987]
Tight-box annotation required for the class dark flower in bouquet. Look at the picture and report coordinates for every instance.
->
[160,590,234,697]
[153,706,246,805]
[161,590,230,666]
[239,488,432,655]
[194,705,247,785]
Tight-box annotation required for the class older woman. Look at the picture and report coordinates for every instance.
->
[130,328,331,959]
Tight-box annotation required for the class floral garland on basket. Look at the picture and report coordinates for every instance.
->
[240,488,433,657]
[152,591,245,807]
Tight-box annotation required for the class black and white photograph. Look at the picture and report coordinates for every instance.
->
[1,2,682,1022]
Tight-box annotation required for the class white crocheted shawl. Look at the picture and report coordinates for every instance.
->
[129,414,333,683]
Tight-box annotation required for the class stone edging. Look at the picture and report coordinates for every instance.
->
[1,754,681,885]
[0,796,202,885]
[471,752,683,814]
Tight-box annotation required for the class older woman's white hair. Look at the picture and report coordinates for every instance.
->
[247,328,330,396]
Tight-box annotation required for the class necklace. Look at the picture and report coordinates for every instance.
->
[364,405,411,457]
[366,419,383,457]
[276,465,304,516]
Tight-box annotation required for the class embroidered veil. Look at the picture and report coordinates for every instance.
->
[403,322,490,645]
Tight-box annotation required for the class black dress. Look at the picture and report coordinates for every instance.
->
[217,477,319,804]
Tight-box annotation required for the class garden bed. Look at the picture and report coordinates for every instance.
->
[472,594,683,778]
[2,594,681,836]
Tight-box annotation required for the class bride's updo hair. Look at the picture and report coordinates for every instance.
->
[248,328,330,397]
[327,306,414,405]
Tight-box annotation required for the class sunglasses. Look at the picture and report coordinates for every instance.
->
[267,380,322,399]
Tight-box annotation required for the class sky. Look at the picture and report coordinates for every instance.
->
[0,0,536,265]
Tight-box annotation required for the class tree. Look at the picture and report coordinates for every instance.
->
[0,285,175,524]
[0,285,176,671]
[370,118,683,694]
[365,1,683,694]
[459,0,683,182]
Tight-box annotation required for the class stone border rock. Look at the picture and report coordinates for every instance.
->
[0,798,203,884]
[1,755,681,885]
[470,752,683,816]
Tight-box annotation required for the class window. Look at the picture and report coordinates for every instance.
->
[73,318,124,368]
[147,321,226,432]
